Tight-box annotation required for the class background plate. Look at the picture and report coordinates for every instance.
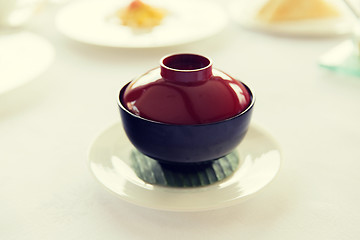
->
[0,31,54,95]
[56,0,228,48]
[228,0,354,37]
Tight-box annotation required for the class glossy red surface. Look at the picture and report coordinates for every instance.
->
[123,73,250,125]
[122,54,251,125]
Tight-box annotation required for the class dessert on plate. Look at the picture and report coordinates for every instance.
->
[256,0,340,22]
[117,0,166,28]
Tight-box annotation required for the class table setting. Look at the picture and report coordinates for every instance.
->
[2,0,360,239]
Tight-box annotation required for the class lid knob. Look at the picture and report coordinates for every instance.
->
[160,53,213,83]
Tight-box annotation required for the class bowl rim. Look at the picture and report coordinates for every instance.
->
[117,79,255,127]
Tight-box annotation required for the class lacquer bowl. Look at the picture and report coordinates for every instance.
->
[118,84,254,164]
[117,53,254,164]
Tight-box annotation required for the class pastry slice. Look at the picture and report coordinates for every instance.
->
[256,0,340,22]
[117,0,166,28]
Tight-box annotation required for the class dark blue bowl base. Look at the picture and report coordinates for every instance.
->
[130,150,240,188]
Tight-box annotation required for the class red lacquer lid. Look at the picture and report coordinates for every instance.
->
[122,53,251,125]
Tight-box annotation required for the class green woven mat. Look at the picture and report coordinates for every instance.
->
[130,150,239,188]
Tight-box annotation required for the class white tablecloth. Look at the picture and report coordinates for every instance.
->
[2,1,360,239]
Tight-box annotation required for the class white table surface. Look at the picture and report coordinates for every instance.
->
[2,1,360,239]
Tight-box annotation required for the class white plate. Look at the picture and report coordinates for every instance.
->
[0,31,55,95]
[228,0,355,37]
[88,122,282,212]
[55,0,228,48]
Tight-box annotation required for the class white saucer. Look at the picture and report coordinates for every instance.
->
[56,0,228,48]
[228,0,354,37]
[0,31,55,95]
[88,122,282,212]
